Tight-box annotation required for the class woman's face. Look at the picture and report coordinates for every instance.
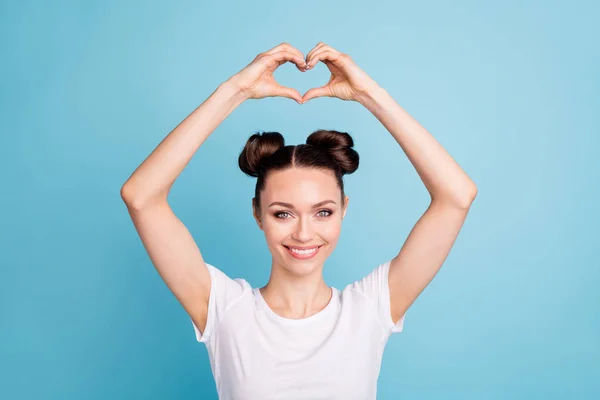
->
[253,167,349,276]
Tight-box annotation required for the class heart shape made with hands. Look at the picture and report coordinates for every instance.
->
[266,58,333,105]
[290,62,330,104]
[260,42,369,104]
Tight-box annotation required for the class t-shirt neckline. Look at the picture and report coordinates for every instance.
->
[253,286,338,326]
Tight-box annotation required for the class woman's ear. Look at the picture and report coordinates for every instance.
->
[342,195,349,219]
[252,198,263,230]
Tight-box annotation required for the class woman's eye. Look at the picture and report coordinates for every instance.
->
[274,210,333,219]
[317,209,333,218]
[274,212,291,219]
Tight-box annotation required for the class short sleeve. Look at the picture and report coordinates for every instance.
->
[350,259,406,334]
[190,262,247,343]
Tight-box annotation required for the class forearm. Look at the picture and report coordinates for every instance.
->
[121,78,246,209]
[357,87,477,207]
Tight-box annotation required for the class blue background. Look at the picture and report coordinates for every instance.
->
[1,0,598,398]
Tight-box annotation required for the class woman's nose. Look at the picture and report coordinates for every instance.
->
[291,217,314,242]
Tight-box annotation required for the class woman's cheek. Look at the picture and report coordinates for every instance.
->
[323,219,342,235]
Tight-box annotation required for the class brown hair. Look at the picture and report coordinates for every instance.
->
[238,129,360,215]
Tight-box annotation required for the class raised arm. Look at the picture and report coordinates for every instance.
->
[301,42,477,325]
[120,43,307,335]
[358,86,477,324]
[120,81,246,334]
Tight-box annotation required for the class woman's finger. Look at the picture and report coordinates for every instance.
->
[306,49,344,68]
[301,85,332,103]
[274,85,304,104]
[268,50,307,71]
[265,42,302,57]
[265,43,306,69]
[304,42,327,64]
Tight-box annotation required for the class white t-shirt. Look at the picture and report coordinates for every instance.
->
[190,260,406,400]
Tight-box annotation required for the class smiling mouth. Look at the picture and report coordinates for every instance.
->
[283,245,323,250]
[283,244,324,259]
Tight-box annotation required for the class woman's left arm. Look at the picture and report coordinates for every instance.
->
[358,87,478,324]
[302,43,478,324]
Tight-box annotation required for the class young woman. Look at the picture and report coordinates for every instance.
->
[121,42,477,400]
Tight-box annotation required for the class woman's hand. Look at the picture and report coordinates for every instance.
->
[301,42,380,103]
[230,43,308,104]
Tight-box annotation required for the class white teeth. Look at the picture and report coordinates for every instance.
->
[289,247,317,254]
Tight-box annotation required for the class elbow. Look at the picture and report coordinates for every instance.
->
[120,183,146,210]
[457,183,478,209]
[120,184,137,207]
[434,182,478,210]
[120,184,168,210]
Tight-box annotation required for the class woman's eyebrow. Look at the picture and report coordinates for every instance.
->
[268,200,336,209]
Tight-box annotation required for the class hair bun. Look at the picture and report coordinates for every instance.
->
[238,131,285,177]
[306,129,359,175]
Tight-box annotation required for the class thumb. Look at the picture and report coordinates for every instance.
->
[301,86,331,103]
[275,85,303,104]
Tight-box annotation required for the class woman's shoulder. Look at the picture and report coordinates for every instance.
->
[204,262,254,295]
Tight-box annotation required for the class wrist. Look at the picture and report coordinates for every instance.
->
[220,75,250,103]
[356,84,388,109]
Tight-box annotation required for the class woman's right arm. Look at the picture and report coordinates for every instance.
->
[120,79,247,334]
[120,43,307,335]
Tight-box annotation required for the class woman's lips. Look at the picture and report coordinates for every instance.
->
[283,245,322,260]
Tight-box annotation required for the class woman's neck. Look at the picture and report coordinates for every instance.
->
[260,266,332,319]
